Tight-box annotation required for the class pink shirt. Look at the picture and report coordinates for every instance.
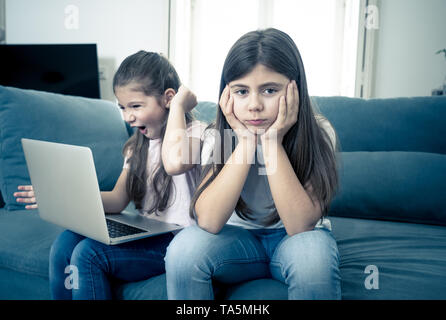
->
[124,121,207,227]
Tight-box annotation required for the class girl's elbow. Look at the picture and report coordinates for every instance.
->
[285,224,315,237]
[195,212,223,234]
[197,221,222,235]
[162,156,194,176]
[164,163,183,176]
[162,157,186,175]
[284,211,322,236]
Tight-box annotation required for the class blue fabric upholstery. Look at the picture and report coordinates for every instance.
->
[331,152,446,225]
[0,210,62,278]
[313,96,446,154]
[330,216,446,299]
[192,101,217,124]
[1,88,445,300]
[0,86,129,210]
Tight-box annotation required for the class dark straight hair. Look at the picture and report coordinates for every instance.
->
[113,51,193,213]
[190,28,338,225]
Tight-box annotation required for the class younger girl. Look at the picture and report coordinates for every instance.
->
[164,28,341,300]
[14,51,206,299]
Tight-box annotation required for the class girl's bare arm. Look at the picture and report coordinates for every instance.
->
[100,168,130,213]
[195,137,256,234]
[262,142,322,236]
[194,86,256,234]
[162,85,201,175]
[260,81,322,235]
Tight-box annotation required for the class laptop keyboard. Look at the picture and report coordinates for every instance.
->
[106,219,147,238]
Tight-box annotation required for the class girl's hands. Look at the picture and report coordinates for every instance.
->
[260,80,299,144]
[168,85,197,113]
[220,85,256,144]
[13,185,38,209]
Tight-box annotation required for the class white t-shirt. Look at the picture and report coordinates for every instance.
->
[124,120,207,227]
[201,116,336,230]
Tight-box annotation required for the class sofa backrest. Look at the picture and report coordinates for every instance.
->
[313,96,446,154]
[314,96,446,226]
[0,85,217,211]
[0,86,130,211]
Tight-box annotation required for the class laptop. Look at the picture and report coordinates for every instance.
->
[21,138,183,245]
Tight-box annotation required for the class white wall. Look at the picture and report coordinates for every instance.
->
[5,0,169,101]
[4,0,446,100]
[373,0,446,98]
[0,0,5,43]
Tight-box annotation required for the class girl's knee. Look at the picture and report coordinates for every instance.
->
[165,224,249,270]
[50,230,84,266]
[271,229,341,299]
[272,228,340,276]
[69,238,109,271]
[283,229,337,257]
[165,225,212,265]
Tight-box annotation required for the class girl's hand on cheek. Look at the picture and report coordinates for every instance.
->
[261,80,299,144]
[169,85,197,112]
[220,85,256,143]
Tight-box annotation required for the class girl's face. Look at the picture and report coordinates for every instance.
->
[115,84,169,139]
[228,63,293,134]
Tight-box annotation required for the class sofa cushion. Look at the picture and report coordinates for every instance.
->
[114,274,288,300]
[0,209,62,278]
[330,151,446,226]
[0,267,51,300]
[114,274,167,300]
[314,96,446,154]
[330,216,446,299]
[0,86,130,210]
[192,101,217,125]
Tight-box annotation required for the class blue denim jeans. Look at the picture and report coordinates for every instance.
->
[165,225,341,300]
[49,230,174,300]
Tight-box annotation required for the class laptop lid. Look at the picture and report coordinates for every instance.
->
[21,138,111,244]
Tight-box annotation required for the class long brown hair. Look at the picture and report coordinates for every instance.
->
[113,51,193,213]
[190,29,338,225]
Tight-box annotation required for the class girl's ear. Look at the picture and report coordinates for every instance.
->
[163,88,176,109]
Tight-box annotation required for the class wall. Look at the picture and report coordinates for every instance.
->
[0,0,5,44]
[4,0,169,101]
[372,0,446,98]
[4,0,446,100]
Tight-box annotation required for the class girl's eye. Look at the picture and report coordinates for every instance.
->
[263,88,277,95]
[235,89,248,96]
[131,104,141,109]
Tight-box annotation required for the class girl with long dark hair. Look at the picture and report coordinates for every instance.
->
[165,28,341,300]
[14,51,206,299]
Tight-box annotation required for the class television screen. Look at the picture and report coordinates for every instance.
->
[0,44,100,99]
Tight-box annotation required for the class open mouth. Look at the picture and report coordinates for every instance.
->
[137,126,147,134]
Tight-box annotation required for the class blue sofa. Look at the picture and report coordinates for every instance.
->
[1,85,445,299]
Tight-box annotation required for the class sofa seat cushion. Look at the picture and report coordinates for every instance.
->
[0,209,62,277]
[330,216,446,299]
[114,274,288,300]
[0,267,51,299]
[114,274,167,300]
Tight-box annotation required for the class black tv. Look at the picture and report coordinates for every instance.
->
[0,43,100,99]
